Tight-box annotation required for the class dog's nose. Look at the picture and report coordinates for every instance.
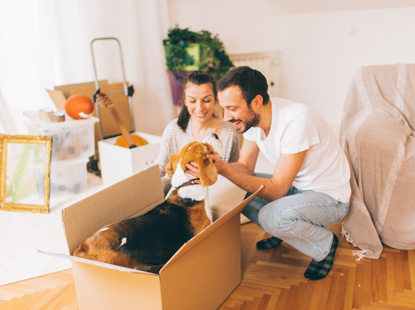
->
[212,133,219,139]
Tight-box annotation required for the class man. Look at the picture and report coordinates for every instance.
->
[186,66,351,280]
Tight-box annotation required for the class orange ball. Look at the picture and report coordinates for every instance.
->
[115,134,148,148]
[65,94,94,119]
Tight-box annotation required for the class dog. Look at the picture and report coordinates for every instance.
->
[73,134,223,271]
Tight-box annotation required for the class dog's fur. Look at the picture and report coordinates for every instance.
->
[73,137,221,269]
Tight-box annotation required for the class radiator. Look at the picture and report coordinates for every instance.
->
[229,51,281,97]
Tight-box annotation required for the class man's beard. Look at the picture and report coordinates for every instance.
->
[230,108,260,133]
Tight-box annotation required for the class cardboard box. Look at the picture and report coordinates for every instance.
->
[98,132,162,187]
[40,165,261,310]
[47,80,134,149]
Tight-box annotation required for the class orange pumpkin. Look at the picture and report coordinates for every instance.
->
[65,94,94,119]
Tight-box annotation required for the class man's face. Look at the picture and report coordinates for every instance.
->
[218,86,260,134]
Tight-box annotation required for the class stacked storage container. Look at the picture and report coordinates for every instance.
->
[24,110,99,197]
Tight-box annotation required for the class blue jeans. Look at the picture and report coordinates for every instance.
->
[242,173,349,261]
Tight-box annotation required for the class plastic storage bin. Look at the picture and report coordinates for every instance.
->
[23,111,98,161]
[31,157,88,197]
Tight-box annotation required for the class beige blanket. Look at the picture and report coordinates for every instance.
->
[340,64,415,259]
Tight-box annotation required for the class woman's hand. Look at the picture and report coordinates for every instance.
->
[185,162,201,182]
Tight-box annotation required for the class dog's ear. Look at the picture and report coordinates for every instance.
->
[194,154,217,187]
[166,142,197,178]
[187,143,218,187]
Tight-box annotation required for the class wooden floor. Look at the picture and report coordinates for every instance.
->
[1,222,414,310]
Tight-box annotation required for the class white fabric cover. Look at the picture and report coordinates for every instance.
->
[340,63,415,259]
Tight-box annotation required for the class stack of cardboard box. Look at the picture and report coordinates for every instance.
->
[46,80,162,188]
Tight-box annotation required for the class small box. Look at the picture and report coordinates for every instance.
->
[98,132,162,187]
[31,157,88,197]
[40,165,260,310]
[24,112,98,161]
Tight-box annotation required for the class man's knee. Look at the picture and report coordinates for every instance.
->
[259,203,303,235]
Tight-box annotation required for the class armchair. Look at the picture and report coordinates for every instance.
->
[340,63,415,259]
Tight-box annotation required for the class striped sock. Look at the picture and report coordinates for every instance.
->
[304,233,339,280]
[256,237,283,249]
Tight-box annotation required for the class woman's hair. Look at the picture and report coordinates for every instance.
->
[218,66,269,107]
[177,71,218,131]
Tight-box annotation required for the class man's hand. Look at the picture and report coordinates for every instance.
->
[206,154,225,173]
[185,154,226,184]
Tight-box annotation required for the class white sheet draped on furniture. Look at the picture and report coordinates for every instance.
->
[340,63,415,259]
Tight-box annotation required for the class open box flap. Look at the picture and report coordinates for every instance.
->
[46,89,67,110]
[160,184,263,272]
[37,250,160,277]
[62,165,164,254]
[49,80,108,110]
[53,80,108,98]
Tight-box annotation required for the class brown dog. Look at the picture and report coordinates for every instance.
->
[73,136,221,270]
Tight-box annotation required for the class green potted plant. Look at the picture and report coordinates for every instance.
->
[163,26,234,106]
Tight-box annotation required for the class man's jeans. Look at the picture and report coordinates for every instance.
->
[242,173,349,261]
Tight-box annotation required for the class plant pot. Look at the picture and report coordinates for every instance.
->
[166,71,190,106]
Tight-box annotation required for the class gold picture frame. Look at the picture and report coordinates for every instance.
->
[0,134,52,213]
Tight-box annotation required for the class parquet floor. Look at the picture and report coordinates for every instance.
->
[1,222,414,310]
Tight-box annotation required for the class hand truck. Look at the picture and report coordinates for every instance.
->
[87,37,135,175]
[90,37,135,141]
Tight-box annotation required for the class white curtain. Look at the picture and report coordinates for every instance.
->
[0,0,174,135]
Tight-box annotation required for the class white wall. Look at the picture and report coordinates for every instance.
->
[280,8,415,127]
[168,2,415,128]
[167,0,282,54]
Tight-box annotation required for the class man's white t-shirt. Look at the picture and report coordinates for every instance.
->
[243,97,351,203]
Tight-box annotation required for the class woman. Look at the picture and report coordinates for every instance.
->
[157,71,240,194]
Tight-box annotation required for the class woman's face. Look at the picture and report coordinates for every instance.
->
[184,82,216,123]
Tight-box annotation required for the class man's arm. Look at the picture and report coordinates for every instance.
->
[226,139,259,175]
[213,150,307,201]
[187,139,308,201]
